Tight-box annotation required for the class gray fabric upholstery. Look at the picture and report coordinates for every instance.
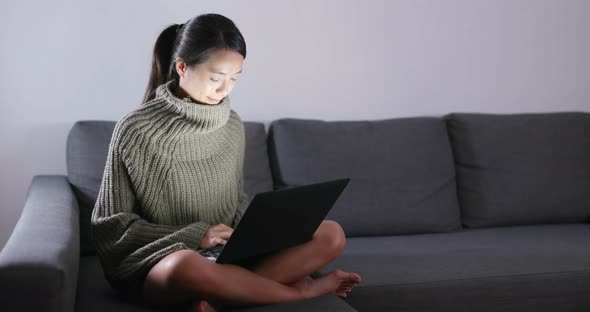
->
[267,117,462,237]
[66,120,274,256]
[317,224,590,312]
[0,175,80,312]
[242,122,275,197]
[76,256,356,312]
[445,112,590,228]
[76,257,162,312]
[67,121,114,256]
[229,295,357,312]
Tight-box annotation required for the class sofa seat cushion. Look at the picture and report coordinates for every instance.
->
[76,256,356,312]
[268,117,461,237]
[318,224,590,312]
[445,112,590,228]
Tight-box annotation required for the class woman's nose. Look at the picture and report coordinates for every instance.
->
[216,83,226,95]
[216,82,231,97]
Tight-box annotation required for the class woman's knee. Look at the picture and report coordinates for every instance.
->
[315,220,346,257]
[144,249,212,294]
[163,249,214,285]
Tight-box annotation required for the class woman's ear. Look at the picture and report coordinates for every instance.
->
[175,59,186,78]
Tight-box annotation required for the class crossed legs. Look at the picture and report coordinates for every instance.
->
[141,220,361,310]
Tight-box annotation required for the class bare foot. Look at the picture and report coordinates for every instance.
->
[191,300,217,312]
[292,270,362,299]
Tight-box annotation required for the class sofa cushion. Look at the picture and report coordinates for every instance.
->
[267,118,462,237]
[445,112,590,228]
[317,224,590,312]
[67,120,274,256]
[242,123,275,197]
[76,256,357,311]
[66,121,114,256]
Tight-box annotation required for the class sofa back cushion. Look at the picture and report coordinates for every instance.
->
[267,118,462,237]
[445,112,590,228]
[67,120,273,256]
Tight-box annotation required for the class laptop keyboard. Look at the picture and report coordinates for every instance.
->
[199,245,224,261]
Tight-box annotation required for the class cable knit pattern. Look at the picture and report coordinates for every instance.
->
[91,79,250,295]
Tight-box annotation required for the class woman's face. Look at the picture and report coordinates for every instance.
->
[175,48,244,105]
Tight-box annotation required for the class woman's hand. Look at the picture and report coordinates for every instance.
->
[200,223,234,249]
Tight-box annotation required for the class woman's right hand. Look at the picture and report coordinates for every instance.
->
[199,223,234,249]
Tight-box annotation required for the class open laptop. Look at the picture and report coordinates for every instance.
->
[199,178,350,267]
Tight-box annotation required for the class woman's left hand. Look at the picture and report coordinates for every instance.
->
[200,223,234,249]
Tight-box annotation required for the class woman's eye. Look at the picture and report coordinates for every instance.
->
[210,78,220,82]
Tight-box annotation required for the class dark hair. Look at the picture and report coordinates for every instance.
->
[142,13,247,104]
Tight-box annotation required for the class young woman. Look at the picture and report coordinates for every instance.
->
[91,13,361,312]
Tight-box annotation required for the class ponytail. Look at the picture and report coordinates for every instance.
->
[141,24,182,104]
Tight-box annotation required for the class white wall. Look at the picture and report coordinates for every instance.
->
[1,0,589,250]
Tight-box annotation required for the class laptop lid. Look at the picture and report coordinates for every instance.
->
[215,178,350,265]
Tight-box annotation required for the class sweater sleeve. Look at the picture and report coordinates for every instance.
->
[91,127,211,273]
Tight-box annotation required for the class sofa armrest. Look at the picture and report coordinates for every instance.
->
[0,175,80,312]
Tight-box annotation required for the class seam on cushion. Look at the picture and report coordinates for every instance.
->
[356,269,590,288]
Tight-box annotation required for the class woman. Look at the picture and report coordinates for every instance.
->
[91,13,361,312]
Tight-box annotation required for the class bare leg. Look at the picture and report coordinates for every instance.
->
[143,250,302,307]
[142,248,360,310]
[191,300,216,312]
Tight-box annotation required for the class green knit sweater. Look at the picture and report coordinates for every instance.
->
[91,79,250,293]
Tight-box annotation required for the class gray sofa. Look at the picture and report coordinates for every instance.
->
[1,112,589,312]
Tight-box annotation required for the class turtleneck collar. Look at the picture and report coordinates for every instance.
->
[154,79,231,133]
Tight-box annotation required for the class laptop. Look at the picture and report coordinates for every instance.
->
[199,178,350,267]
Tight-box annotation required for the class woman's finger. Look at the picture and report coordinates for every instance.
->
[217,230,233,240]
[213,224,232,232]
